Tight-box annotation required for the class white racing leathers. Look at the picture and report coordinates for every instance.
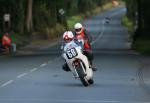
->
[62,40,94,86]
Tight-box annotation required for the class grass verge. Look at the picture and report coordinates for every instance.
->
[122,15,134,34]
[122,15,150,55]
[133,39,150,55]
[67,2,115,29]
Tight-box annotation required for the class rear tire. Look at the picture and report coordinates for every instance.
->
[88,79,94,84]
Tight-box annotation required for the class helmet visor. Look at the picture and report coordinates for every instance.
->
[75,28,81,32]
[65,38,73,43]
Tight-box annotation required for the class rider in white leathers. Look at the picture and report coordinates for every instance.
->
[61,31,82,71]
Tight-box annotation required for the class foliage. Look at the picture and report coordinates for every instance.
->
[67,2,113,29]
[122,15,134,33]
[0,0,111,46]
[124,0,150,39]
[133,39,150,55]
[67,16,82,29]
[124,0,150,54]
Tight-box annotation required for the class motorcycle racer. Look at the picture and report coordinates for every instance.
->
[74,23,96,71]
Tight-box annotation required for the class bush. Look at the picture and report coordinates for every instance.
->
[67,16,82,29]
[133,39,150,55]
[122,15,134,33]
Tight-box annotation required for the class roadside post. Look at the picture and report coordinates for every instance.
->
[3,13,11,32]
[58,8,68,30]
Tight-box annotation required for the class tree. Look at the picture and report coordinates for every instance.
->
[26,0,33,33]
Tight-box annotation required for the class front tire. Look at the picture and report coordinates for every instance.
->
[76,63,89,87]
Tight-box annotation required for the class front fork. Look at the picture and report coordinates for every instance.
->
[73,59,86,79]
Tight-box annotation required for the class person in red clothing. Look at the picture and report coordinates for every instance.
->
[74,23,96,71]
[1,32,11,53]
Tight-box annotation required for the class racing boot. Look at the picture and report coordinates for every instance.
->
[89,61,97,71]
[62,62,70,72]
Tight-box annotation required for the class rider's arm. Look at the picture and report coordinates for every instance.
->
[61,41,66,55]
[61,41,65,50]
[74,39,84,49]
[84,29,92,43]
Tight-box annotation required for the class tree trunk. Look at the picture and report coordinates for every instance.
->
[137,0,142,34]
[26,0,33,33]
[133,0,142,40]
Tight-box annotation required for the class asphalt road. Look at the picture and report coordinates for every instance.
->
[0,6,150,103]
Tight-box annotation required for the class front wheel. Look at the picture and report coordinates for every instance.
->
[75,63,89,87]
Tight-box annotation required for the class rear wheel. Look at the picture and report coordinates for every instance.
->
[88,79,94,84]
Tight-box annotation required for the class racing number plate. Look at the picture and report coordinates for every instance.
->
[66,48,78,59]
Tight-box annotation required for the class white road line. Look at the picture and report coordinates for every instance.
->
[48,61,53,64]
[30,68,38,72]
[48,57,61,64]
[91,8,126,45]
[1,80,14,87]
[16,73,27,79]
[53,57,61,61]
[40,63,47,67]
[110,8,126,17]
[91,20,105,45]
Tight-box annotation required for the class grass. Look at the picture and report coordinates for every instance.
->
[133,39,150,55]
[122,15,150,55]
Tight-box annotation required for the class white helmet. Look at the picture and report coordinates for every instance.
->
[63,31,74,43]
[74,23,83,34]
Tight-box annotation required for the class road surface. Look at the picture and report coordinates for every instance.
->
[0,6,150,103]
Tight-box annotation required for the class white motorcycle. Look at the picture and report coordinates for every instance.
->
[62,40,94,87]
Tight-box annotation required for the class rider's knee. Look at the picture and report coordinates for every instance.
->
[84,50,93,61]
